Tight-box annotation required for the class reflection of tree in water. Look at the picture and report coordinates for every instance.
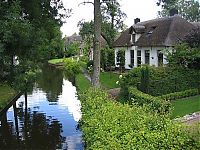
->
[37,64,63,102]
[0,101,67,149]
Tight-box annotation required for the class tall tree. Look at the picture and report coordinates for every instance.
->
[158,0,200,22]
[92,0,101,87]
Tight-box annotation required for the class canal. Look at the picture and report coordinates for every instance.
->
[0,65,83,149]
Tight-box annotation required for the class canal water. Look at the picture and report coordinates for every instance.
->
[0,65,83,149]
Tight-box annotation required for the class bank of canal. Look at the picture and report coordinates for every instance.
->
[0,65,83,149]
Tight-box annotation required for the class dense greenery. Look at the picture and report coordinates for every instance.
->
[120,66,200,97]
[128,87,171,114]
[0,0,67,90]
[167,43,200,70]
[80,89,199,149]
[158,88,199,101]
[158,0,200,22]
[171,95,200,118]
[0,84,16,110]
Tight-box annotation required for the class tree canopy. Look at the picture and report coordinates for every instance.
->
[158,0,200,22]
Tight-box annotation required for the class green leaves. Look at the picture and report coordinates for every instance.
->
[80,89,199,149]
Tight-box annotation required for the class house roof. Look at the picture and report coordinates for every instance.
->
[113,15,196,47]
[113,29,132,47]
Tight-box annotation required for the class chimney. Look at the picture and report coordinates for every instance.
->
[169,8,178,16]
[134,18,140,24]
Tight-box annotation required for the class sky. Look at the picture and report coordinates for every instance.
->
[61,0,161,37]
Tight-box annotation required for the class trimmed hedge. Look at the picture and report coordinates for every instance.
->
[128,87,171,114]
[120,66,200,97]
[158,89,199,101]
[80,89,199,149]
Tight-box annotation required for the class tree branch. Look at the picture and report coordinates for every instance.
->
[78,1,94,6]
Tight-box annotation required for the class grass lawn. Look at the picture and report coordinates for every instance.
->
[0,84,16,110]
[76,74,91,92]
[171,95,200,118]
[48,58,64,65]
[100,72,120,89]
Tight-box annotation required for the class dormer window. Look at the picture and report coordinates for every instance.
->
[147,26,156,35]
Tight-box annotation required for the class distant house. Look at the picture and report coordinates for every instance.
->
[113,15,198,69]
[64,33,84,56]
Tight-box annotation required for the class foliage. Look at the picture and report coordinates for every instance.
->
[184,27,200,48]
[139,65,150,93]
[159,89,199,101]
[63,58,81,76]
[158,0,200,22]
[0,84,16,110]
[65,42,80,57]
[128,87,171,114]
[101,46,115,70]
[171,95,200,118]
[116,48,125,72]
[80,89,199,149]
[120,66,200,97]
[167,43,200,69]
[0,0,68,89]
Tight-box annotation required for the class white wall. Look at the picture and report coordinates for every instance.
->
[115,46,170,69]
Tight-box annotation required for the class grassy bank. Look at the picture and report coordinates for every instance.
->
[76,74,91,92]
[48,58,64,65]
[0,84,16,110]
[171,95,200,118]
[100,72,120,89]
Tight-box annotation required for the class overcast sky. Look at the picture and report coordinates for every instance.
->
[61,0,161,36]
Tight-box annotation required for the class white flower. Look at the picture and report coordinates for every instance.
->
[119,75,123,79]
[116,81,119,85]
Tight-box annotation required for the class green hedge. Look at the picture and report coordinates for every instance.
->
[128,87,171,114]
[158,89,199,101]
[79,89,199,149]
[120,66,200,97]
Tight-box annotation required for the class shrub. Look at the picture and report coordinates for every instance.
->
[158,89,199,101]
[79,89,199,150]
[120,66,200,97]
[63,58,81,75]
[128,87,171,114]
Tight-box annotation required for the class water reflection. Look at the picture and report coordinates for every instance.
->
[37,65,63,102]
[0,65,83,150]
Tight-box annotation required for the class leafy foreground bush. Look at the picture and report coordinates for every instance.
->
[79,89,199,150]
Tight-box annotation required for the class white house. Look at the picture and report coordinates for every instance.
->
[113,15,197,69]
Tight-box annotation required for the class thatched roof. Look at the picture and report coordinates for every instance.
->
[113,15,196,47]
[113,29,132,47]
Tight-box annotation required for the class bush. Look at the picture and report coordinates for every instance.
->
[63,58,81,75]
[79,89,199,149]
[128,87,171,114]
[158,89,199,101]
[120,66,200,97]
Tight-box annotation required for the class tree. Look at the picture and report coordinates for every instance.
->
[92,0,101,87]
[116,48,125,72]
[158,0,200,22]
[101,0,126,48]
[0,0,70,88]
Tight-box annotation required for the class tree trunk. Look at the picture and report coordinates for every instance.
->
[92,0,101,88]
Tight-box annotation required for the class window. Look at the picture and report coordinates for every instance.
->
[132,34,135,43]
[158,50,163,66]
[137,50,141,67]
[145,50,150,64]
[130,50,134,65]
